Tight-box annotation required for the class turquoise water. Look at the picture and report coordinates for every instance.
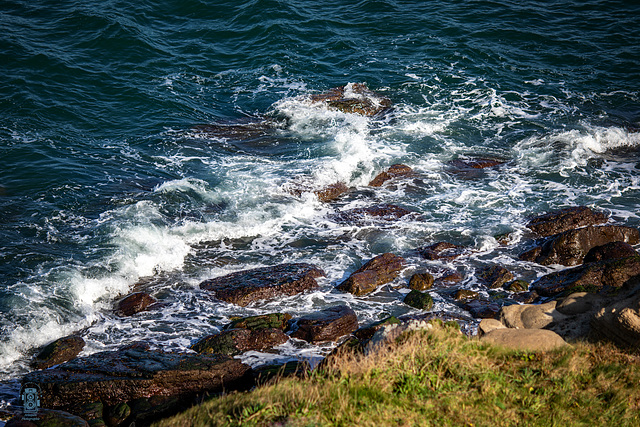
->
[1,0,639,400]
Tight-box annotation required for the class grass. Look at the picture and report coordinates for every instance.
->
[154,323,640,426]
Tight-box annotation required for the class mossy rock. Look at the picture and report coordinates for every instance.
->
[409,272,434,291]
[454,289,479,301]
[404,290,434,310]
[504,280,529,292]
[105,402,131,426]
[225,313,292,331]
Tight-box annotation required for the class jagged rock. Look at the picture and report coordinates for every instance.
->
[291,305,359,343]
[531,255,640,296]
[408,272,434,291]
[504,280,529,292]
[22,347,253,413]
[314,182,349,202]
[403,290,434,310]
[191,328,288,356]
[525,206,608,237]
[418,242,468,261]
[116,292,157,316]
[481,328,568,352]
[368,164,413,187]
[583,241,638,263]
[519,225,639,266]
[592,290,640,347]
[477,319,506,337]
[200,263,325,306]
[225,313,292,331]
[332,204,414,224]
[453,289,479,301]
[6,409,89,426]
[477,265,514,289]
[463,300,501,319]
[499,301,565,329]
[309,83,392,116]
[336,253,406,296]
[32,335,85,370]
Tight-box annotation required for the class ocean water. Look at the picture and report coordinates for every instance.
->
[1,0,639,404]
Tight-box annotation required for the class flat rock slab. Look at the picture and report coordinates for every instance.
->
[200,263,325,306]
[526,206,608,237]
[225,313,292,330]
[32,335,85,370]
[291,305,359,343]
[23,348,252,411]
[531,255,640,297]
[481,328,568,352]
[191,328,288,356]
[336,253,406,296]
[519,225,639,266]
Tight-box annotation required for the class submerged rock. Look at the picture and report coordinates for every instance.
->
[531,255,640,296]
[192,119,277,141]
[477,265,514,289]
[336,253,406,296]
[116,292,157,316]
[368,164,414,187]
[191,328,288,356]
[526,206,608,237]
[291,305,359,343]
[314,182,350,202]
[418,242,468,261]
[200,263,325,307]
[519,225,639,266]
[332,203,415,224]
[32,335,85,370]
[309,83,392,116]
[449,158,505,170]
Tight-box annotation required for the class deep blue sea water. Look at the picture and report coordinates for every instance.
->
[1,0,639,405]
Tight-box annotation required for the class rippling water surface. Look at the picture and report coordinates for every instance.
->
[1,0,639,403]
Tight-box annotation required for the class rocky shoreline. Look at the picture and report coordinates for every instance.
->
[6,87,640,426]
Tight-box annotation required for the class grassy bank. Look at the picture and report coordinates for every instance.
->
[155,323,640,426]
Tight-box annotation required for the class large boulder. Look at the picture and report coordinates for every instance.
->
[583,241,638,263]
[336,253,406,296]
[200,263,325,307]
[314,182,349,203]
[309,83,392,116]
[31,335,85,370]
[531,255,640,297]
[480,328,568,352]
[499,301,565,329]
[408,272,434,291]
[368,164,413,187]
[591,290,640,348]
[519,225,639,266]
[22,348,253,418]
[526,206,608,237]
[291,305,359,343]
[191,328,288,356]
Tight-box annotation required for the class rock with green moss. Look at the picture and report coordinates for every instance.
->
[478,265,514,289]
[225,313,292,331]
[105,402,131,427]
[409,272,434,291]
[32,335,85,370]
[404,290,434,310]
[192,328,288,356]
[504,280,529,292]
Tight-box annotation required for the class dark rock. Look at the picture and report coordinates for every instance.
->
[526,206,608,237]
[225,313,292,331]
[583,241,638,263]
[531,255,640,297]
[435,270,464,285]
[126,395,181,426]
[23,348,253,411]
[314,182,349,202]
[408,272,434,291]
[512,291,540,304]
[192,119,277,141]
[291,305,359,343]
[518,246,542,263]
[519,225,639,266]
[418,242,468,261]
[353,316,402,343]
[504,280,529,293]
[368,164,414,187]
[104,402,131,427]
[6,409,89,426]
[453,289,479,301]
[32,336,85,370]
[449,158,505,169]
[254,360,311,385]
[336,253,406,296]
[463,300,501,319]
[403,290,434,310]
[200,263,325,307]
[309,83,392,116]
[116,292,157,316]
[332,204,415,224]
[477,265,514,289]
[67,401,103,425]
[191,328,288,356]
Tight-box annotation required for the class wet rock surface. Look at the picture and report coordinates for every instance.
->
[403,290,434,310]
[191,328,289,356]
[526,206,608,237]
[336,253,406,296]
[309,83,392,116]
[31,335,85,370]
[583,241,638,263]
[408,272,434,291]
[314,182,350,202]
[200,263,325,306]
[477,265,514,289]
[225,313,292,331]
[417,242,468,261]
[116,292,157,316]
[291,305,358,343]
[332,204,415,224]
[519,225,639,266]
[368,164,414,187]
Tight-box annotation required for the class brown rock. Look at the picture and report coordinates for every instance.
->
[463,300,501,319]
[454,289,479,301]
[408,272,434,291]
[191,328,288,356]
[499,301,564,329]
[332,204,414,224]
[225,313,292,331]
[583,241,638,263]
[592,291,640,348]
[418,242,468,261]
[449,158,505,169]
[477,319,506,337]
[291,305,359,343]
[368,164,413,187]
[504,280,529,293]
[309,83,392,116]
[32,336,85,370]
[526,206,608,237]
[477,265,514,289]
[314,182,349,202]
[555,292,602,315]
[519,225,639,266]
[336,253,406,296]
[200,263,325,307]
[481,328,568,351]
[116,292,157,316]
